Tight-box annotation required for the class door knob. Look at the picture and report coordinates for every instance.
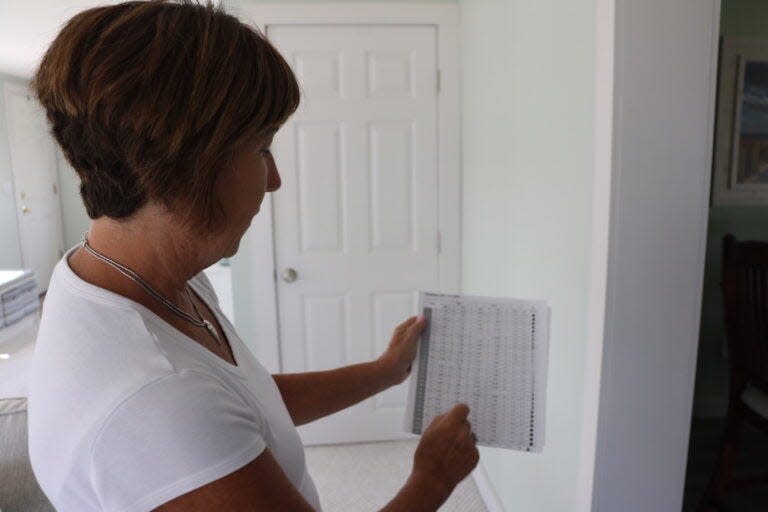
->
[21,205,29,214]
[282,268,298,283]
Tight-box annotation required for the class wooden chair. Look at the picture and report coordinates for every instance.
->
[698,234,768,511]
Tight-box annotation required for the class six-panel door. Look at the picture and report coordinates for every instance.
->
[268,24,440,445]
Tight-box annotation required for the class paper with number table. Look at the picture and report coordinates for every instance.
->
[403,292,550,452]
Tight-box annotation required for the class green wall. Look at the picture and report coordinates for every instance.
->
[693,0,768,417]
[721,0,768,36]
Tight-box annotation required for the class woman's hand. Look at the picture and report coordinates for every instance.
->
[412,403,479,494]
[376,315,427,387]
[381,404,479,511]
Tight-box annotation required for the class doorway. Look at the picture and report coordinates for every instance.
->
[683,2,768,510]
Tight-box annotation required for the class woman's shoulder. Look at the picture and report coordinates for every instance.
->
[31,260,178,419]
[36,260,162,360]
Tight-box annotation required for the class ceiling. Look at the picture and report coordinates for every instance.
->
[0,1,130,79]
[0,0,226,79]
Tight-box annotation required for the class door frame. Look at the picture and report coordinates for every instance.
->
[588,0,722,510]
[228,2,461,375]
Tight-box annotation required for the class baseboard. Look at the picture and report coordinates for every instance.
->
[471,462,505,512]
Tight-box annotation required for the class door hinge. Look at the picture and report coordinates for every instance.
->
[437,231,442,254]
[436,70,441,93]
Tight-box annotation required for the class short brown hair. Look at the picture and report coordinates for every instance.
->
[31,0,300,230]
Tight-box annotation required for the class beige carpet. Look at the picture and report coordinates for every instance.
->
[304,439,489,511]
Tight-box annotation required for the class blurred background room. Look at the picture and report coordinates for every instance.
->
[3,1,764,511]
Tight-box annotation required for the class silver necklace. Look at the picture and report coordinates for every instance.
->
[80,233,221,345]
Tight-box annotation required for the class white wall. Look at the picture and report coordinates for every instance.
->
[0,1,125,79]
[6,1,603,510]
[3,2,458,261]
[0,0,227,251]
[0,1,128,251]
[592,0,720,510]
[2,1,721,510]
[460,1,598,510]
[226,0,460,372]
[0,73,27,268]
[56,151,89,250]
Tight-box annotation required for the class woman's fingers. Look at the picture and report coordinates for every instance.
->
[393,315,426,342]
[451,407,476,445]
[447,403,470,422]
[407,315,427,337]
[409,315,427,333]
[414,403,481,491]
[394,316,418,334]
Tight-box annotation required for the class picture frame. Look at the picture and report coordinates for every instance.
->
[712,37,768,206]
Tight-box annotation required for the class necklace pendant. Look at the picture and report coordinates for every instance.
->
[203,319,220,343]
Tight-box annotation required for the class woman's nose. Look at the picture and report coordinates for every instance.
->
[267,162,281,192]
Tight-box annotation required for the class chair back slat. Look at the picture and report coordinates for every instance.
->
[722,234,768,391]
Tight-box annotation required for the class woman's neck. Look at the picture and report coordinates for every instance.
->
[74,208,212,302]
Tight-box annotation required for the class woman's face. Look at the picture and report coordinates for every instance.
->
[212,132,281,258]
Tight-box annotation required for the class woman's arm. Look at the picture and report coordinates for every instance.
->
[154,403,477,512]
[273,316,425,426]
[272,360,393,426]
[153,446,455,512]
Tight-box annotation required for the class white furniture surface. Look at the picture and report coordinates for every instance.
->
[0,395,56,512]
[0,313,39,399]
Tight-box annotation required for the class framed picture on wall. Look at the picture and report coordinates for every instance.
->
[713,37,768,205]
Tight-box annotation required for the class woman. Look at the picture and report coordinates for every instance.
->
[26,1,479,511]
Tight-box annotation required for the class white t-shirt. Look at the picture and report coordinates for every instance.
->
[28,246,321,512]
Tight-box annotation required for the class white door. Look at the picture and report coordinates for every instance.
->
[268,24,439,445]
[4,83,64,294]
